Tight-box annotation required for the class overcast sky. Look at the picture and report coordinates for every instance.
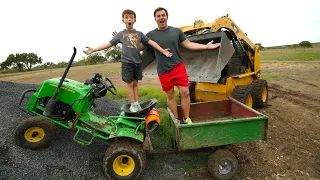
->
[1,0,319,64]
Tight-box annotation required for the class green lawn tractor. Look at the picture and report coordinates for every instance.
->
[15,47,160,180]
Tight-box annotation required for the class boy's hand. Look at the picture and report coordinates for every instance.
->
[163,48,173,57]
[83,46,94,55]
[112,31,118,37]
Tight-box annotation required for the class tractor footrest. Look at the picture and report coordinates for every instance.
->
[73,128,96,145]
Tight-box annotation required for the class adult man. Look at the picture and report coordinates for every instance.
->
[145,7,220,124]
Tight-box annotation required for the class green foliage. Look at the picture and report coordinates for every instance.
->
[255,43,264,50]
[299,41,312,48]
[86,52,106,65]
[1,53,42,71]
[104,45,122,62]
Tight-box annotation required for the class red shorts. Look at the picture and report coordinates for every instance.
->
[158,62,190,91]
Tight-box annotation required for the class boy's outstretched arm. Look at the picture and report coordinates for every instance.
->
[83,42,113,55]
[148,40,172,57]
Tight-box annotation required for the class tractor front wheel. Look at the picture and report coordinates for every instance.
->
[103,139,146,180]
[251,79,269,108]
[14,116,56,150]
[208,149,238,180]
[231,86,254,108]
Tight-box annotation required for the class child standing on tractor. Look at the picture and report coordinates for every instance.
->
[83,9,172,112]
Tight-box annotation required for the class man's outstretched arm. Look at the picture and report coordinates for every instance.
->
[181,39,220,50]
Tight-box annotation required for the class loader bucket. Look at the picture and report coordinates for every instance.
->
[141,31,235,83]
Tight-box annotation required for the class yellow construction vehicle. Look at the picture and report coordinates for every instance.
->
[142,14,268,108]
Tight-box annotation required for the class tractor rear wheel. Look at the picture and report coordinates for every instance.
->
[14,116,56,150]
[231,86,254,108]
[251,79,268,108]
[208,149,238,180]
[103,139,146,180]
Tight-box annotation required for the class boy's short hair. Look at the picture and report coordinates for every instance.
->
[154,7,168,17]
[122,9,136,19]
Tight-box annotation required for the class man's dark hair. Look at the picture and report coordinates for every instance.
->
[154,7,168,17]
[122,9,136,19]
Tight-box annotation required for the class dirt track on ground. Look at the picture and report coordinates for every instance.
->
[0,60,320,179]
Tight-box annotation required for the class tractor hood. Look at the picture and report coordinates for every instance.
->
[141,31,235,83]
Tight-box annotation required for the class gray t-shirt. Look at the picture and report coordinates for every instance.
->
[146,26,187,74]
[110,29,150,64]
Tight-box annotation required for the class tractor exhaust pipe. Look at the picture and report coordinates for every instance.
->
[43,47,77,117]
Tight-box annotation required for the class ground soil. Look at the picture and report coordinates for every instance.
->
[0,60,319,179]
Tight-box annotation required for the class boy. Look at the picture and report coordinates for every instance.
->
[83,9,172,112]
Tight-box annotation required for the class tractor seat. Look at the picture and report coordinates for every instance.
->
[121,98,158,117]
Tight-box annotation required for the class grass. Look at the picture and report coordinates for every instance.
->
[106,86,180,149]
[106,86,180,108]
[261,45,320,61]
[262,73,291,81]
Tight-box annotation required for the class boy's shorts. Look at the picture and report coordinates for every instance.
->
[121,62,142,83]
[158,62,190,92]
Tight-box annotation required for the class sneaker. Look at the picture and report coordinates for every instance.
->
[134,102,142,111]
[129,104,137,112]
[183,118,193,124]
[175,118,181,124]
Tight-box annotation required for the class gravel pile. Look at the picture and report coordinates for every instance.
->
[0,81,188,180]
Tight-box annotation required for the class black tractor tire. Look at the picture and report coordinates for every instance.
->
[14,116,56,150]
[208,149,238,180]
[189,82,196,103]
[251,79,269,108]
[231,86,254,108]
[103,139,146,180]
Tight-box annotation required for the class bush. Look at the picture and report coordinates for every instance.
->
[299,41,312,48]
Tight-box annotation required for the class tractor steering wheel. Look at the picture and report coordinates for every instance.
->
[105,77,117,95]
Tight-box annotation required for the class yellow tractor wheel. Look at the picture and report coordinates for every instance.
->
[14,116,56,150]
[103,139,146,180]
[231,86,254,108]
[251,79,269,108]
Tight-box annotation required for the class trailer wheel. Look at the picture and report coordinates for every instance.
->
[208,149,238,180]
[14,116,56,150]
[251,79,268,108]
[231,86,254,108]
[103,139,146,180]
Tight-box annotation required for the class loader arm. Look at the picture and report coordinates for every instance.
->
[180,15,256,52]
[179,15,261,75]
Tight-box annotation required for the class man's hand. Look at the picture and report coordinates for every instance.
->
[83,46,94,55]
[206,41,221,49]
[162,48,173,57]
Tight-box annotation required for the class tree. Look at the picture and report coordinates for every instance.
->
[255,43,264,50]
[1,53,42,71]
[104,45,122,62]
[86,52,106,65]
[299,41,312,48]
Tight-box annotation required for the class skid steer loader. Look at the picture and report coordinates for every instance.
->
[142,14,268,108]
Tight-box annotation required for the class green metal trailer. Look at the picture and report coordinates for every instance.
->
[167,97,268,179]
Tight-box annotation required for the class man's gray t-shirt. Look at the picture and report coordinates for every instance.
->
[110,29,150,64]
[146,26,187,74]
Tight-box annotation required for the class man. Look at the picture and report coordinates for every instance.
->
[145,7,220,124]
